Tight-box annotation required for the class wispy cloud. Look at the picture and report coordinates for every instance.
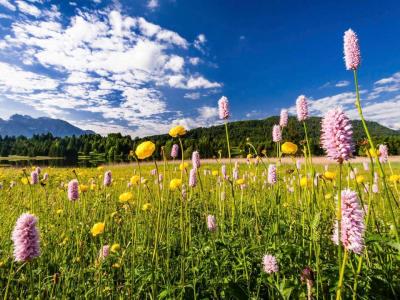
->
[147,0,159,10]
[289,71,400,130]
[0,0,16,11]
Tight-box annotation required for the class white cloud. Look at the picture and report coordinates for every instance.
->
[16,0,41,17]
[289,71,400,130]
[194,33,206,52]
[335,80,350,87]
[186,76,221,89]
[197,106,218,119]
[0,0,16,11]
[165,55,184,72]
[189,57,200,65]
[147,0,159,10]
[184,92,201,100]
[0,6,221,137]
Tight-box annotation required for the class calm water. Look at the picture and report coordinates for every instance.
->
[0,157,109,168]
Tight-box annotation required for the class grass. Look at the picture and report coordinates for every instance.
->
[0,160,399,299]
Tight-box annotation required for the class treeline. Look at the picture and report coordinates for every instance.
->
[1,117,400,162]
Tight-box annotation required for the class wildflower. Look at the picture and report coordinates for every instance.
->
[68,179,79,201]
[91,222,105,237]
[43,173,49,181]
[268,164,277,185]
[31,171,39,185]
[281,142,298,155]
[21,177,29,185]
[344,29,361,70]
[296,159,301,170]
[169,125,186,137]
[189,168,197,187]
[212,170,219,176]
[192,151,201,169]
[112,263,121,269]
[301,266,315,300]
[181,184,187,200]
[367,148,379,158]
[97,166,104,171]
[12,213,40,262]
[221,164,227,179]
[79,184,88,193]
[378,144,388,163]
[300,177,309,187]
[356,175,365,184]
[56,209,63,215]
[233,167,239,180]
[179,162,189,171]
[372,183,379,193]
[236,178,245,185]
[321,108,354,163]
[142,203,152,211]
[103,171,112,187]
[262,254,279,274]
[171,144,179,159]
[130,175,140,185]
[332,189,365,254]
[325,193,333,200]
[135,141,156,159]
[111,243,120,253]
[99,245,110,260]
[272,125,282,143]
[169,178,182,190]
[207,215,217,231]
[324,171,336,180]
[296,95,309,122]
[280,109,288,127]
[119,192,133,203]
[389,174,400,183]
[363,161,369,171]
[218,96,230,120]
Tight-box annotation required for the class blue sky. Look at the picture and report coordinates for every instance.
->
[0,0,400,136]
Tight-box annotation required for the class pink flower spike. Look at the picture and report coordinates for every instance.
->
[344,29,361,71]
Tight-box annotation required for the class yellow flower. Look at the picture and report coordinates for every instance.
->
[179,162,189,170]
[325,193,333,200]
[281,142,298,155]
[211,170,219,176]
[300,177,309,187]
[367,148,380,158]
[112,263,121,269]
[91,222,105,237]
[246,154,253,159]
[79,184,89,193]
[111,243,120,253]
[90,183,96,190]
[135,141,156,160]
[21,177,29,185]
[97,166,104,171]
[169,178,182,190]
[142,203,152,211]
[356,175,365,184]
[324,171,336,180]
[119,192,133,203]
[169,125,186,137]
[56,209,63,215]
[130,175,140,185]
[236,178,245,185]
[389,174,400,183]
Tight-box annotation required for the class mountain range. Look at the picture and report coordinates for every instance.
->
[0,115,94,137]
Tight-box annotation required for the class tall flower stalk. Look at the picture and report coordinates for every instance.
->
[344,29,399,242]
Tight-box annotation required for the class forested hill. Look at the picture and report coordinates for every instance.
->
[0,116,400,162]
